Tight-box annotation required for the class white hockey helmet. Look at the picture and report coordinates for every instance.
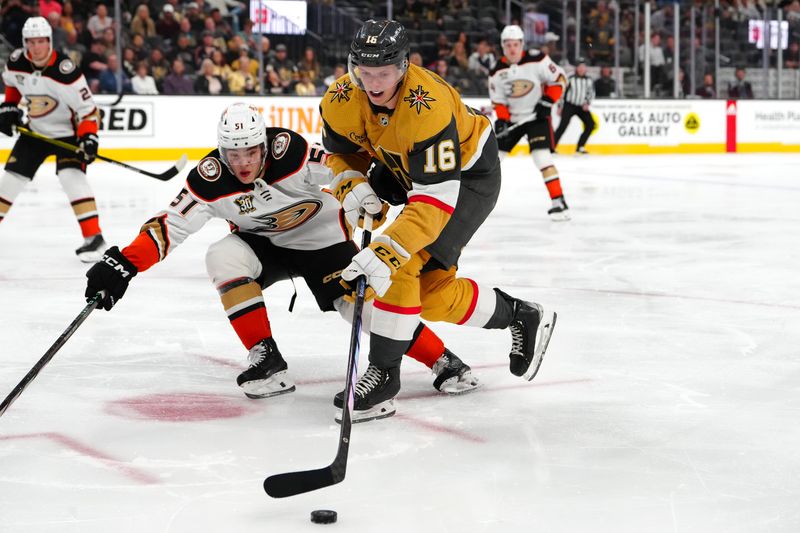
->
[22,16,53,59]
[500,24,525,43]
[217,103,268,175]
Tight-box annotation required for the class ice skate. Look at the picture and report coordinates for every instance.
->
[547,196,571,221]
[237,338,295,399]
[432,349,480,394]
[334,363,400,423]
[75,234,107,263]
[496,289,557,381]
[576,146,588,154]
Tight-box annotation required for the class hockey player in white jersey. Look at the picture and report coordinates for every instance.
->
[84,103,479,399]
[488,24,571,221]
[0,16,106,261]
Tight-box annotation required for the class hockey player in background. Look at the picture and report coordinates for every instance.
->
[320,19,557,423]
[84,103,479,400]
[488,24,571,221]
[0,16,106,262]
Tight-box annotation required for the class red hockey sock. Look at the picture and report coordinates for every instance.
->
[406,324,446,368]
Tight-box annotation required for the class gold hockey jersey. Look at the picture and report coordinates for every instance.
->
[320,63,495,260]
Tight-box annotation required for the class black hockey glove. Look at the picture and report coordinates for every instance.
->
[493,119,511,138]
[534,98,554,119]
[0,103,24,137]
[77,133,99,164]
[85,246,138,311]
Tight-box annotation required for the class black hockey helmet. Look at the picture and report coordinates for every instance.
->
[348,19,410,90]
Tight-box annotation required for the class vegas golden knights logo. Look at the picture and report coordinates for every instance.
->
[376,147,412,190]
[235,194,256,214]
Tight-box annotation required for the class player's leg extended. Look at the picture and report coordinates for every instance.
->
[1,135,48,227]
[56,150,106,262]
[419,263,557,382]
[530,131,570,221]
[206,234,294,399]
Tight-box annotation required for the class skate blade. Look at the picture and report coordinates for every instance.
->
[523,311,557,381]
[437,373,482,395]
[549,211,571,222]
[335,399,396,424]
[240,371,296,399]
[77,250,104,263]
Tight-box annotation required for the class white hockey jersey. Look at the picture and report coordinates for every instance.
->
[488,50,567,124]
[2,49,99,138]
[122,128,348,272]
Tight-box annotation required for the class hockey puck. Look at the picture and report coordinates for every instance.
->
[310,510,337,524]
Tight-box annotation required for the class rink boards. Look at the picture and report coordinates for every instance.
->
[1,95,799,159]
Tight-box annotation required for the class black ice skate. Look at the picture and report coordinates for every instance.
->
[548,196,571,221]
[75,234,107,263]
[432,349,480,394]
[334,363,400,423]
[496,289,557,381]
[237,338,295,399]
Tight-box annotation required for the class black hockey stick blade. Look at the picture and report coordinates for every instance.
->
[264,464,339,498]
[0,294,101,418]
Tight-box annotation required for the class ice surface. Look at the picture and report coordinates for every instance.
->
[1,153,799,532]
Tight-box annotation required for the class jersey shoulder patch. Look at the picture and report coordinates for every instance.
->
[520,51,547,65]
[262,128,309,185]
[489,58,510,77]
[187,149,252,202]
[44,52,83,84]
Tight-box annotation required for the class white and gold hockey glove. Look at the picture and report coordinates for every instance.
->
[340,235,410,300]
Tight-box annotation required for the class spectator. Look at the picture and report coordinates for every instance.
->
[638,32,667,95]
[695,73,716,99]
[206,0,246,34]
[587,15,614,65]
[87,3,113,41]
[468,39,496,77]
[264,67,287,95]
[227,55,258,94]
[129,33,149,62]
[101,26,117,52]
[63,29,86,65]
[170,34,197,74]
[594,65,618,98]
[409,51,424,67]
[728,67,754,99]
[156,3,181,43]
[269,44,297,90]
[784,41,800,69]
[231,48,259,77]
[210,48,232,81]
[297,47,322,83]
[162,58,195,94]
[130,3,157,38]
[194,58,228,94]
[208,8,233,37]
[39,0,63,20]
[448,40,470,71]
[259,36,275,64]
[294,70,317,96]
[677,67,691,99]
[98,54,133,94]
[184,1,206,33]
[149,48,171,89]
[48,11,68,50]
[323,63,346,87]
[177,16,197,48]
[80,39,108,92]
[433,58,458,88]
[121,47,137,77]
[194,31,220,70]
[60,1,76,34]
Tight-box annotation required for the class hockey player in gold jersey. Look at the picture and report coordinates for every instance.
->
[321,19,558,423]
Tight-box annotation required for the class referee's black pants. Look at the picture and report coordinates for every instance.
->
[554,102,595,150]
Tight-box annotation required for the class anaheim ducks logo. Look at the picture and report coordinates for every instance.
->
[198,156,221,181]
[27,95,59,118]
[251,200,322,233]
[507,79,535,98]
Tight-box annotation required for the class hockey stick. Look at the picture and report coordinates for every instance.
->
[16,126,187,181]
[263,214,373,498]
[0,293,102,419]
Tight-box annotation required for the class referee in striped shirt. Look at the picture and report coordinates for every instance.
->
[554,58,595,154]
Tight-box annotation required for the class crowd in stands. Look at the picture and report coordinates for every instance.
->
[1,0,799,98]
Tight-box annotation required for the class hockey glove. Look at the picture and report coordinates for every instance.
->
[77,133,99,164]
[534,98,554,119]
[493,119,511,138]
[85,246,138,311]
[367,158,408,206]
[340,235,410,300]
[332,173,385,230]
[0,103,23,137]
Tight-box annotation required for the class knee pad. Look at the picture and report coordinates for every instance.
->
[0,170,30,205]
[333,296,374,329]
[531,148,554,171]
[206,234,262,287]
[57,167,94,201]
